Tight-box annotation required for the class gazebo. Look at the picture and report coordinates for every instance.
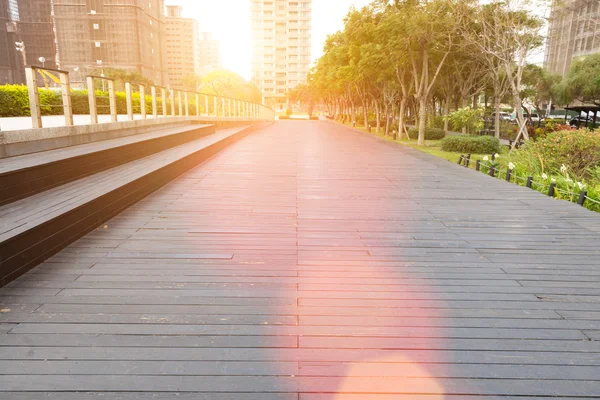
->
[564,105,600,128]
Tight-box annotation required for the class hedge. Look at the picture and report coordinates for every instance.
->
[0,84,204,117]
[440,135,500,154]
[408,127,446,140]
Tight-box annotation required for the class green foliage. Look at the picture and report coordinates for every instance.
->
[440,135,500,154]
[0,85,30,116]
[285,108,292,116]
[431,116,445,130]
[558,53,600,105]
[200,69,262,103]
[408,127,445,140]
[278,115,290,120]
[509,129,600,179]
[444,107,484,134]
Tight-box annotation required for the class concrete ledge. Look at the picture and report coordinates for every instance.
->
[0,117,267,158]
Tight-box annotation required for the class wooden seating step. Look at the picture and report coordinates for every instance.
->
[0,123,267,286]
[0,123,216,206]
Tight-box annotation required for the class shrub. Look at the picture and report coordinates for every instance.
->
[445,107,485,134]
[278,115,290,120]
[310,116,319,120]
[510,129,600,178]
[408,127,446,140]
[285,108,292,116]
[440,135,501,154]
[0,85,30,116]
[431,115,445,130]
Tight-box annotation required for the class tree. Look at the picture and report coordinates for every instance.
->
[200,69,262,103]
[289,82,319,117]
[462,0,545,141]
[182,75,203,92]
[560,54,600,106]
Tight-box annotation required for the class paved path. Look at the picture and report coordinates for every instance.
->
[1,120,600,398]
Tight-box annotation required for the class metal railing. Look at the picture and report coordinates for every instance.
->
[24,67,276,129]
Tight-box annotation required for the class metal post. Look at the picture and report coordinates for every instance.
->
[458,155,464,165]
[161,88,167,117]
[25,68,42,128]
[205,95,209,117]
[184,92,189,116]
[170,89,175,116]
[214,96,218,117]
[475,160,481,171]
[548,183,556,197]
[178,91,183,116]
[505,169,512,182]
[489,166,495,178]
[87,76,98,124]
[140,85,146,119]
[526,176,533,188]
[222,98,225,118]
[578,191,587,206]
[196,93,200,117]
[125,82,133,121]
[108,79,117,123]
[228,98,232,118]
[465,154,471,168]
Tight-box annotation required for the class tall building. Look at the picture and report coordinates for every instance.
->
[198,32,221,77]
[545,0,600,77]
[18,0,56,70]
[0,0,24,84]
[251,0,312,107]
[164,5,200,88]
[52,0,168,85]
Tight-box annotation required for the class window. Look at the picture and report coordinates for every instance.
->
[90,9,96,14]
[93,24,99,30]
[95,41,101,47]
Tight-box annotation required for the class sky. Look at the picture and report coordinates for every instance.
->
[165,0,371,80]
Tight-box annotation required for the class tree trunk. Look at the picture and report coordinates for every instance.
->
[444,97,450,135]
[363,101,369,129]
[514,93,528,140]
[399,98,407,140]
[375,102,381,134]
[494,95,501,139]
[418,97,427,146]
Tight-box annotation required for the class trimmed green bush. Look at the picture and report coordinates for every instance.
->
[441,135,500,154]
[310,116,319,120]
[278,115,290,120]
[408,127,446,140]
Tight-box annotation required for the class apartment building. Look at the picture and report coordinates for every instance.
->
[52,0,168,85]
[164,5,200,88]
[198,31,221,77]
[545,0,600,76]
[251,0,312,107]
[0,0,55,84]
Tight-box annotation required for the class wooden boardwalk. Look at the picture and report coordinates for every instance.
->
[1,120,600,398]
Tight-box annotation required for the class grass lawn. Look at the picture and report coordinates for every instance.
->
[341,121,508,167]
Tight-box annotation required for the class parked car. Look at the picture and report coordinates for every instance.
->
[488,111,512,122]
[510,111,540,123]
[544,109,578,123]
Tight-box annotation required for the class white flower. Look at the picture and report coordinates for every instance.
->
[483,156,489,161]
[560,164,568,173]
[577,182,586,190]
[494,153,500,159]
[508,162,516,170]
[566,177,573,183]
[551,178,556,183]
[541,173,548,180]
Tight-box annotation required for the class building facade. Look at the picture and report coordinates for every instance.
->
[52,0,168,85]
[251,0,312,108]
[0,0,55,84]
[545,0,600,77]
[198,31,221,77]
[164,5,200,88]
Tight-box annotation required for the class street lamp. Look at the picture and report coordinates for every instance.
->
[15,41,26,67]
[38,56,46,68]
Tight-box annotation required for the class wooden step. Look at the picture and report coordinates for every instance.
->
[0,123,268,285]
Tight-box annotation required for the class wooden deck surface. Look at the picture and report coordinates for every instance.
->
[1,120,600,398]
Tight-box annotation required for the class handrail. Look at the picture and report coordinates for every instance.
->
[21,68,276,128]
